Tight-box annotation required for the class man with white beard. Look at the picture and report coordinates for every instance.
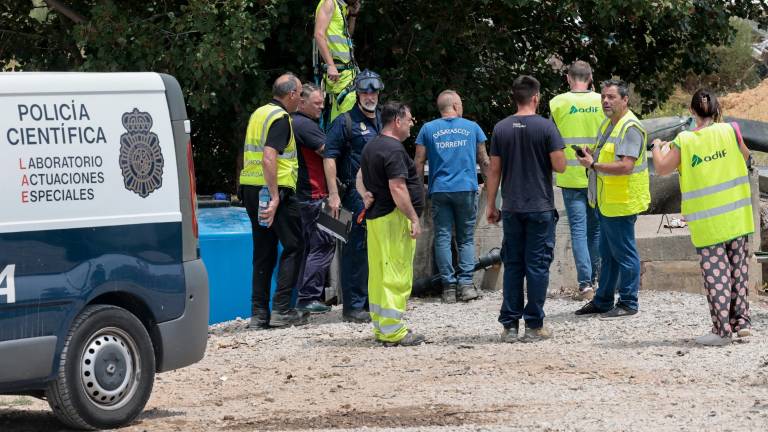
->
[323,69,384,323]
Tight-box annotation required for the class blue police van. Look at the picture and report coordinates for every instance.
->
[0,73,209,429]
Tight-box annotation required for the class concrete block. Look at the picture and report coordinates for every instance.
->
[641,261,703,294]
[550,213,578,295]
[641,258,762,301]
[474,187,503,290]
[413,201,434,280]
[351,169,763,303]
[748,256,762,301]
[635,214,698,261]
[477,265,503,291]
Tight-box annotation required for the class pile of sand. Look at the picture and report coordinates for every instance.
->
[721,78,768,121]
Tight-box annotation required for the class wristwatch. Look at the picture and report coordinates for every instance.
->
[646,141,655,151]
[589,161,596,171]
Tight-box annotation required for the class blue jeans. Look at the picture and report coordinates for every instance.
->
[341,189,368,313]
[593,213,640,311]
[499,210,558,330]
[431,191,477,286]
[561,188,601,288]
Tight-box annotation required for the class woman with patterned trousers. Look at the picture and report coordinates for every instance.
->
[652,89,754,346]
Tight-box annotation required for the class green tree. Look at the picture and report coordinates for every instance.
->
[693,17,763,92]
[1,0,766,192]
[2,0,279,193]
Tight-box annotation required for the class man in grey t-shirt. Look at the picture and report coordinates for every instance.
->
[574,79,649,320]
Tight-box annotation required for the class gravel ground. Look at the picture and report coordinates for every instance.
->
[2,290,768,432]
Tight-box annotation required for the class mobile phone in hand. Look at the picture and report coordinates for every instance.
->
[571,144,586,157]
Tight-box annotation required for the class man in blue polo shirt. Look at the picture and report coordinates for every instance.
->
[415,90,490,303]
[323,70,383,323]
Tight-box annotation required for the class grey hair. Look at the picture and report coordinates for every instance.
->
[300,82,321,99]
[601,79,629,98]
[272,73,300,98]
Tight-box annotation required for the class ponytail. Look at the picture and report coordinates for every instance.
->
[690,88,722,122]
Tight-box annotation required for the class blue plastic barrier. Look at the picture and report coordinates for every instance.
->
[198,207,282,324]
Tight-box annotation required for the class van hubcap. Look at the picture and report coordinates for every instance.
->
[80,327,140,410]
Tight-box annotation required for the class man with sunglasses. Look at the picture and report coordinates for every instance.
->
[240,73,307,329]
[323,69,384,323]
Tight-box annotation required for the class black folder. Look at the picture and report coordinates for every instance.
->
[317,199,353,243]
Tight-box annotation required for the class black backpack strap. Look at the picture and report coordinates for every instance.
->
[343,112,353,149]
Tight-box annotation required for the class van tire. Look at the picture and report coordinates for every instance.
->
[46,305,155,430]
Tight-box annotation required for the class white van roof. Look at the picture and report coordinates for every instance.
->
[0,72,166,95]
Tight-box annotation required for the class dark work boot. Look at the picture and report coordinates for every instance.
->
[442,283,457,304]
[248,310,269,330]
[342,309,371,323]
[269,309,309,328]
[458,283,480,302]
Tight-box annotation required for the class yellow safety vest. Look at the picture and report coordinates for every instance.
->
[676,123,753,247]
[316,0,352,65]
[593,110,650,217]
[550,91,604,188]
[239,103,298,189]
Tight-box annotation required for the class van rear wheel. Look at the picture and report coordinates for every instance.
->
[46,305,155,430]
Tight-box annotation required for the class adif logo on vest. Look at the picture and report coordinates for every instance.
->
[569,105,600,114]
[691,150,727,168]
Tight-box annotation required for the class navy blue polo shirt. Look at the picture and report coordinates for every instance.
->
[324,104,382,185]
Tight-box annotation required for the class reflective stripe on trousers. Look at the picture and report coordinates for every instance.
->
[370,303,404,320]
[367,209,416,343]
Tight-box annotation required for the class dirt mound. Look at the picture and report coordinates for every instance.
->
[721,79,768,121]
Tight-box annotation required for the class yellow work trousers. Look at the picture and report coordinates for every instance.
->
[325,68,357,122]
[366,209,416,342]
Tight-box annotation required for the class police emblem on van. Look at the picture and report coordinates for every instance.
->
[119,108,164,198]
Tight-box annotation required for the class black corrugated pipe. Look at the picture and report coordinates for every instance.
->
[412,248,501,297]
[724,117,768,153]
[641,116,768,153]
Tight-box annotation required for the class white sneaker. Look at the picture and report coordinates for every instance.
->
[576,287,594,301]
[695,333,731,346]
[737,328,753,338]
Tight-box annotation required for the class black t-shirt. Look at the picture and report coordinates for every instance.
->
[361,135,425,219]
[265,99,291,154]
[490,114,565,212]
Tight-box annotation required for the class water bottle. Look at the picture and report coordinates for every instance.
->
[258,188,271,227]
